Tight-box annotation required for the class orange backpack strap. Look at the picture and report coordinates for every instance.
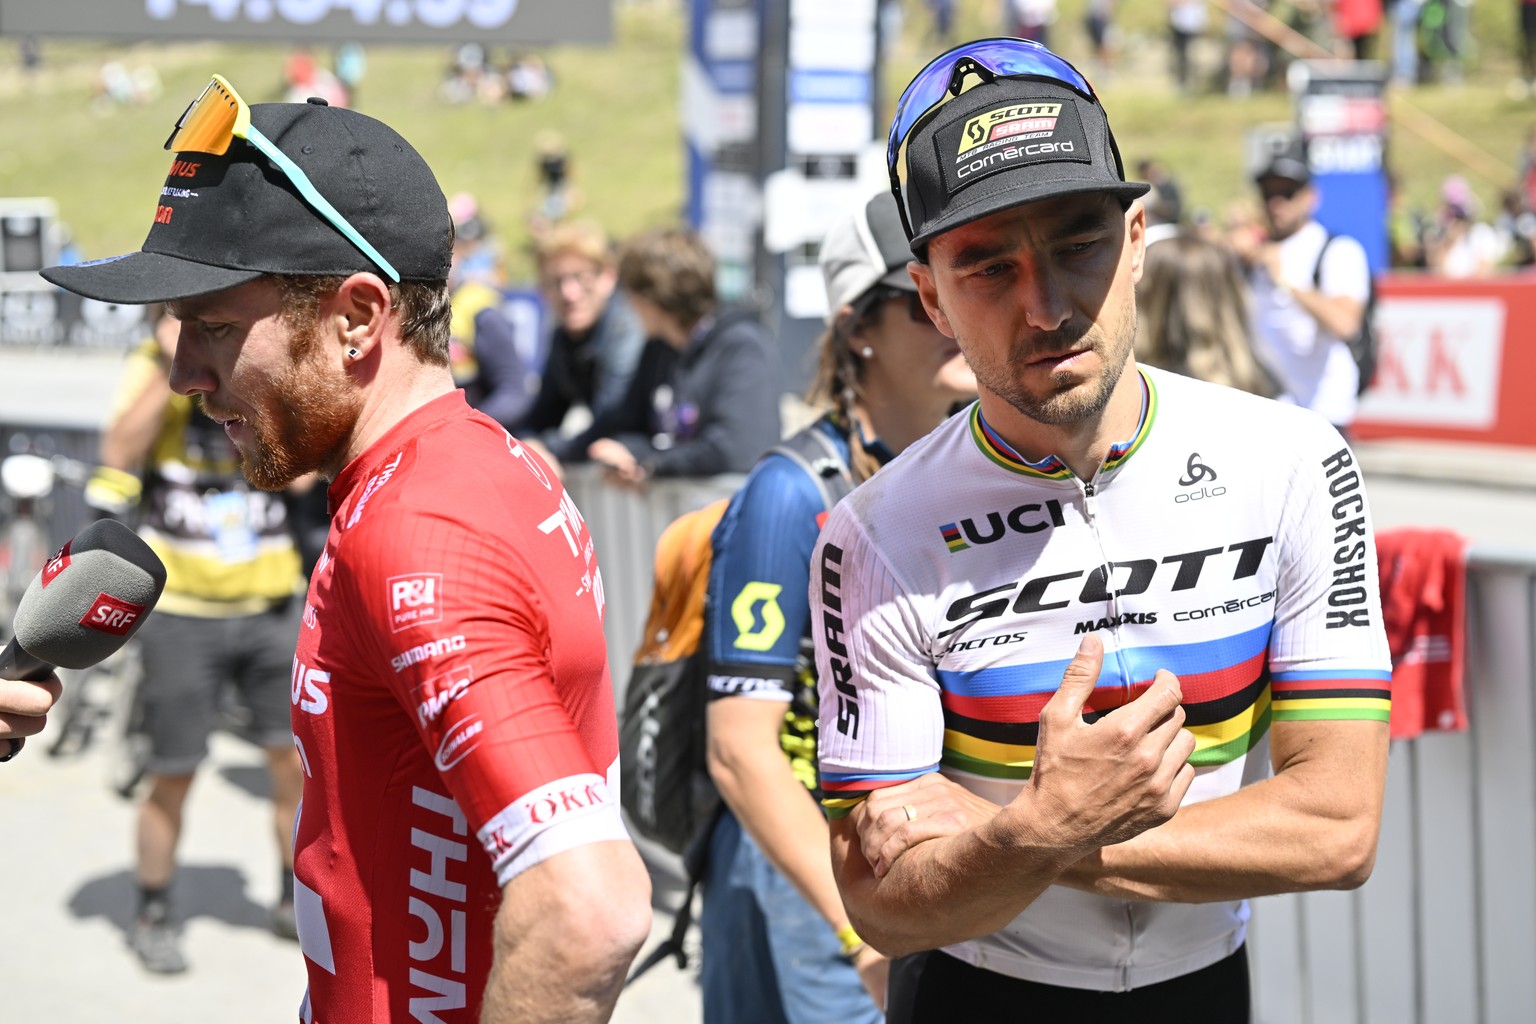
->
[635,497,731,665]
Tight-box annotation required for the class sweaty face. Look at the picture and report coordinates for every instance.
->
[171,279,363,490]
[916,193,1143,429]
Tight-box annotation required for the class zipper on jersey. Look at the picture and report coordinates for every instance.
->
[1078,471,1133,703]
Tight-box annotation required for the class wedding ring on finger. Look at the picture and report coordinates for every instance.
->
[903,804,918,822]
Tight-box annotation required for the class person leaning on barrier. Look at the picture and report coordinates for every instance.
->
[514,220,646,462]
[42,75,650,1024]
[547,227,781,488]
[807,37,1392,1022]
[700,190,977,1023]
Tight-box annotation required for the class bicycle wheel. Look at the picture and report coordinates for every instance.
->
[46,667,94,758]
[99,645,151,799]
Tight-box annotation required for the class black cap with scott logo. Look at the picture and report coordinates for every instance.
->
[899,77,1147,255]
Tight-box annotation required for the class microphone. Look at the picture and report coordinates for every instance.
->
[1,519,167,760]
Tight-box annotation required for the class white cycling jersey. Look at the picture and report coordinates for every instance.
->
[810,364,1391,991]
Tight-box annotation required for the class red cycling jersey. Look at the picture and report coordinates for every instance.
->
[290,392,626,1024]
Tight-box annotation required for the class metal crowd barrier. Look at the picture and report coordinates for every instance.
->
[563,465,744,704]
[574,471,1536,1023]
[1249,547,1536,1024]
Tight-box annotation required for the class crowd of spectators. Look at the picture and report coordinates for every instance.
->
[1021,0,1492,97]
[440,43,554,105]
[432,121,1526,482]
[1127,126,1531,440]
[1387,166,1536,275]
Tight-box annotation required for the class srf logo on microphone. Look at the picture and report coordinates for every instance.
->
[81,593,145,635]
[42,541,72,588]
[388,572,442,633]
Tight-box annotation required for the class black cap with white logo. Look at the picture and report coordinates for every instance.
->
[900,79,1147,254]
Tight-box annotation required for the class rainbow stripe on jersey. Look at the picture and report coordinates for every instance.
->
[968,367,1158,480]
[822,621,1390,813]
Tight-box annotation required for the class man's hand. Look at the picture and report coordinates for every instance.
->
[852,636,1194,876]
[0,673,64,762]
[587,438,647,488]
[855,773,999,878]
[1225,219,1267,268]
[1254,242,1286,288]
[1023,634,1196,853]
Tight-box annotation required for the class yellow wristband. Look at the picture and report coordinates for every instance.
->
[835,924,863,958]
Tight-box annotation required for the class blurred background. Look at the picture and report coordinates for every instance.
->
[1,2,1534,1023]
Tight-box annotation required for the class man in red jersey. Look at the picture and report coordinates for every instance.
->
[43,76,652,1023]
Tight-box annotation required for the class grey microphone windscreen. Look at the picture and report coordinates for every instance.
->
[11,519,167,670]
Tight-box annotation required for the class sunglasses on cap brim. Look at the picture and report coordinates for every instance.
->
[886,38,1125,242]
[165,74,400,283]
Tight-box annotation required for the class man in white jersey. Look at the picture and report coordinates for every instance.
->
[809,39,1391,1022]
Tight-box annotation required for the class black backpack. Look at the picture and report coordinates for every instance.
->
[620,422,853,983]
[1314,233,1379,395]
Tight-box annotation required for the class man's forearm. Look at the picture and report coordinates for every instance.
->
[1290,285,1364,344]
[1057,723,1388,903]
[482,840,651,1023]
[831,799,1078,957]
[480,943,630,1024]
[100,371,173,471]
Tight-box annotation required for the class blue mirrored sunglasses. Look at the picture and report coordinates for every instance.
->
[887,38,1098,169]
[886,38,1104,239]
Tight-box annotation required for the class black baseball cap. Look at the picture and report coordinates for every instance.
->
[1254,150,1312,186]
[42,97,453,304]
[899,77,1148,255]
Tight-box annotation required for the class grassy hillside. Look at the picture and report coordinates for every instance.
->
[0,0,1525,281]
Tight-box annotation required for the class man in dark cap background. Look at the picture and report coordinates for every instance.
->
[43,79,650,1024]
[1230,143,1372,432]
[806,39,1391,1022]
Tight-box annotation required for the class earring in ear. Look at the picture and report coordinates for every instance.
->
[860,346,874,359]
[347,347,360,359]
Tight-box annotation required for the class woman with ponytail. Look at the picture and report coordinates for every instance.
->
[697,191,975,1023]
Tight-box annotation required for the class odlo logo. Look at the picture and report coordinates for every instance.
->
[388,572,443,633]
[1175,453,1226,504]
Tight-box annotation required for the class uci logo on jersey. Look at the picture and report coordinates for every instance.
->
[939,498,1067,553]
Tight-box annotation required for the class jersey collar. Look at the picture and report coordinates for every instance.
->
[968,366,1157,481]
